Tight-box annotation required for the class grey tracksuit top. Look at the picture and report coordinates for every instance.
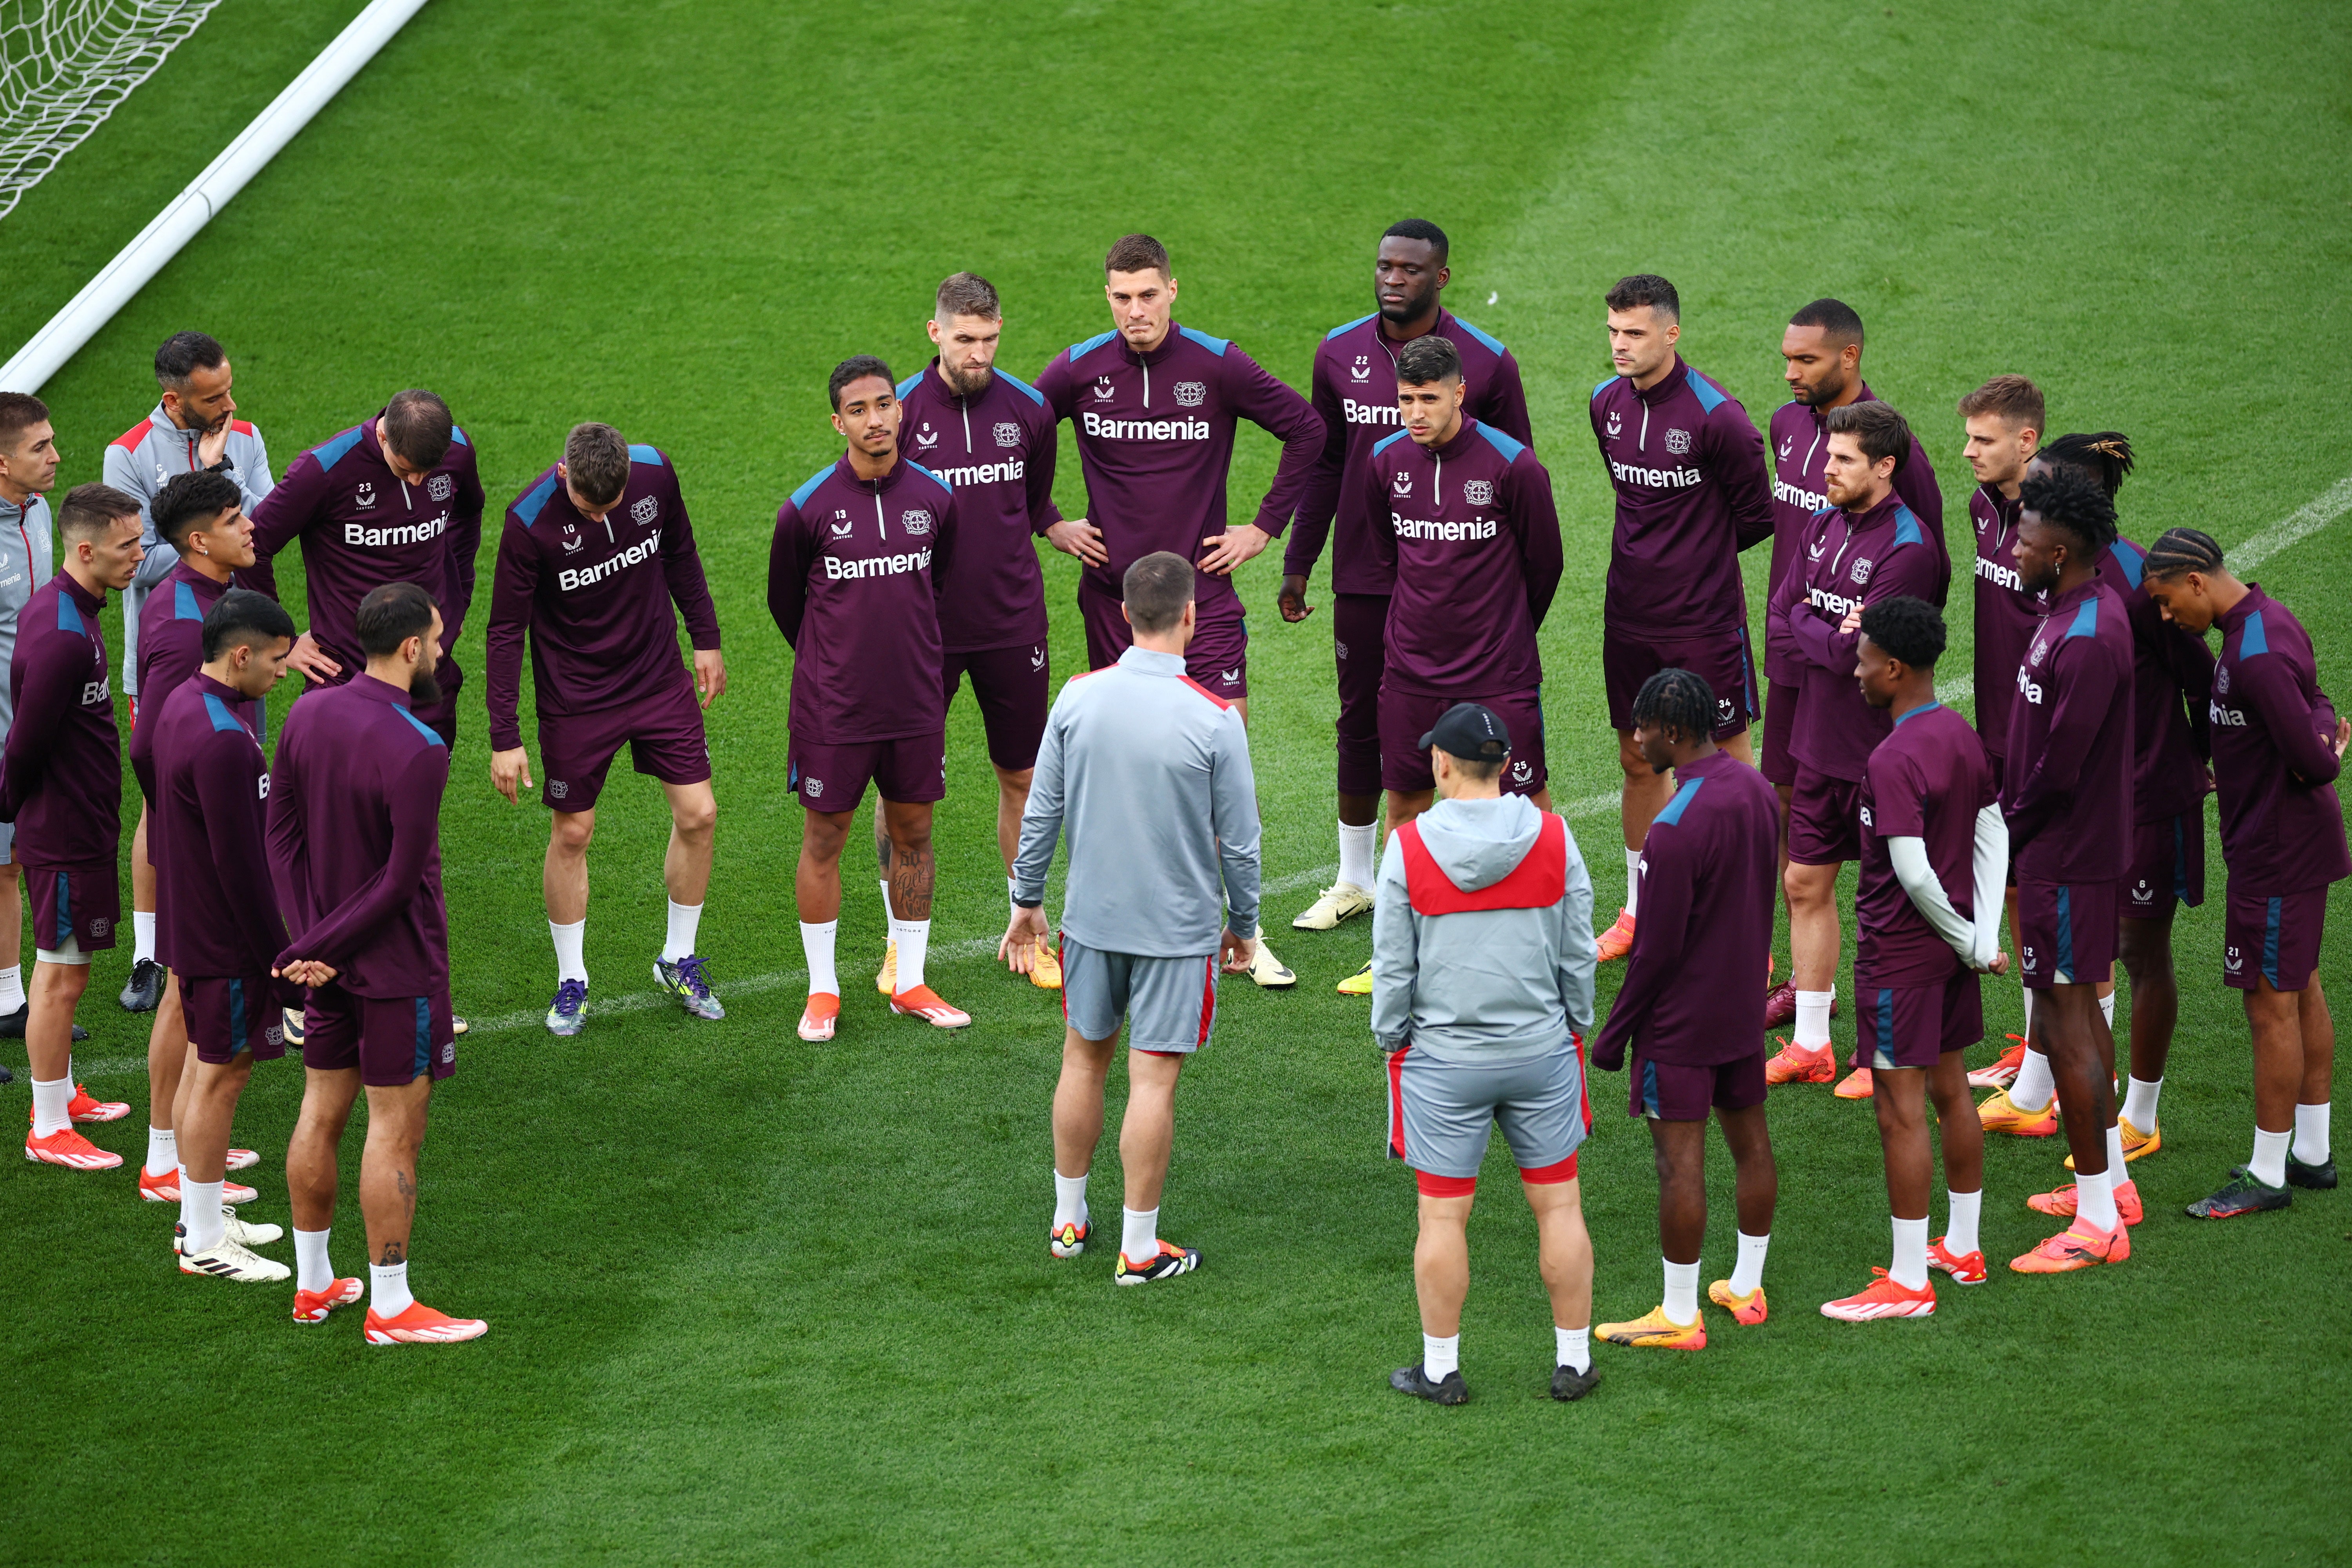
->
[1371,793,1598,1066]
[0,491,55,733]
[103,402,275,694]
[1013,644,1261,956]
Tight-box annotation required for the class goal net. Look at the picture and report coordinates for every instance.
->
[0,0,219,223]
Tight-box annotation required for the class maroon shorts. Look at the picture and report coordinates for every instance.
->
[301,982,456,1087]
[2223,884,2329,992]
[943,642,1051,772]
[1379,684,1547,796]
[2122,811,2207,915]
[1853,968,1982,1070]
[1332,593,1389,797]
[789,730,946,810]
[1602,624,1757,740]
[1077,576,1249,701]
[539,682,711,811]
[27,860,119,955]
[178,973,289,1065]
[2016,878,2118,990]
[1759,678,1802,787]
[1630,1049,1767,1121]
[1787,765,1864,866]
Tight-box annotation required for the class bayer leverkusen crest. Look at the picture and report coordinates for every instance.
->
[1172,381,1207,407]
[1462,479,1493,507]
[631,494,659,526]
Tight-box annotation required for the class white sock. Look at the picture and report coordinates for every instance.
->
[1663,1257,1699,1326]
[1623,846,1642,916]
[662,900,702,964]
[2105,1121,2129,1186]
[30,1076,70,1138]
[1053,1168,1089,1229]
[889,918,930,992]
[294,1228,333,1294]
[144,1124,177,1178]
[1121,1206,1159,1264]
[2294,1102,2331,1165]
[132,909,157,965]
[2122,1075,2162,1131]
[369,1259,414,1317]
[1795,990,1834,1051]
[1555,1325,1591,1374]
[1890,1215,1929,1290]
[0,964,22,1013]
[2020,986,2034,1044]
[1422,1332,1460,1381]
[2250,1126,2291,1188]
[177,1175,196,1240]
[799,920,839,996]
[549,918,587,984]
[1730,1230,1769,1295]
[183,1180,225,1252]
[878,876,894,921]
[2074,1168,2119,1231]
[2010,1046,2055,1112]
[1338,821,1376,891]
[1945,1189,1982,1258]
[2099,991,2115,1029]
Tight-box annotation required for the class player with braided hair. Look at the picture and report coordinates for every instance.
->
[1999,466,2138,1272]
[1591,668,1781,1346]
[2140,531,2347,1216]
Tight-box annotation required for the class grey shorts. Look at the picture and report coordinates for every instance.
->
[1385,1038,1590,1184]
[1059,936,1219,1054]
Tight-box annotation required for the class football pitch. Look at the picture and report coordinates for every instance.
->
[7,0,2351,1561]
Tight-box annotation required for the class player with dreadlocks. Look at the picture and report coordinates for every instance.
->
[1993,435,2212,1184]
[1590,668,1780,1346]
[2139,528,2346,1217]
[2000,466,2138,1273]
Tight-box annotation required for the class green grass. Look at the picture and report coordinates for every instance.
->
[7,1,2352,1562]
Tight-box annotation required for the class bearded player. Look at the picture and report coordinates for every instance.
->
[1278,219,1532,938]
[1588,275,1773,963]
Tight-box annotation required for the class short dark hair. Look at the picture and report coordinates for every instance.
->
[1395,335,1461,387]
[2018,465,2118,559]
[828,355,895,412]
[564,422,630,505]
[355,581,437,657]
[1605,274,1679,321]
[381,389,455,470]
[152,470,243,550]
[1448,753,1504,782]
[1956,374,2044,433]
[201,588,296,662]
[2039,432,2135,498]
[934,272,1000,321]
[2143,526,2224,581]
[1858,595,1945,670]
[1123,550,1194,634]
[0,391,49,453]
[57,482,142,544]
[1824,400,1912,473]
[154,330,227,389]
[1104,233,1171,279]
[1789,298,1864,344]
[1631,667,1714,743]
[1381,218,1449,262]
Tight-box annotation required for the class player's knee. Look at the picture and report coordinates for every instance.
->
[551,813,596,853]
[672,795,717,839]
[1615,731,1648,778]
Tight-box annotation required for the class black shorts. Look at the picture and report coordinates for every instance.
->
[943,642,1051,772]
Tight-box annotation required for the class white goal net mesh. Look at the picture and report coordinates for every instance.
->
[0,0,219,223]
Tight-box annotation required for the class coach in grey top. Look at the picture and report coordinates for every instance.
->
[1001,551,1259,1289]
[103,332,275,699]
[1371,776,1597,1064]
[0,394,60,884]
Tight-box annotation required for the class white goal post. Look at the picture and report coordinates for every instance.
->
[0,0,430,395]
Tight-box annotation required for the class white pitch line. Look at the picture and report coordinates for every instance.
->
[2230,474,2352,573]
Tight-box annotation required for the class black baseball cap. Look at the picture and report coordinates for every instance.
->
[1419,701,1511,760]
